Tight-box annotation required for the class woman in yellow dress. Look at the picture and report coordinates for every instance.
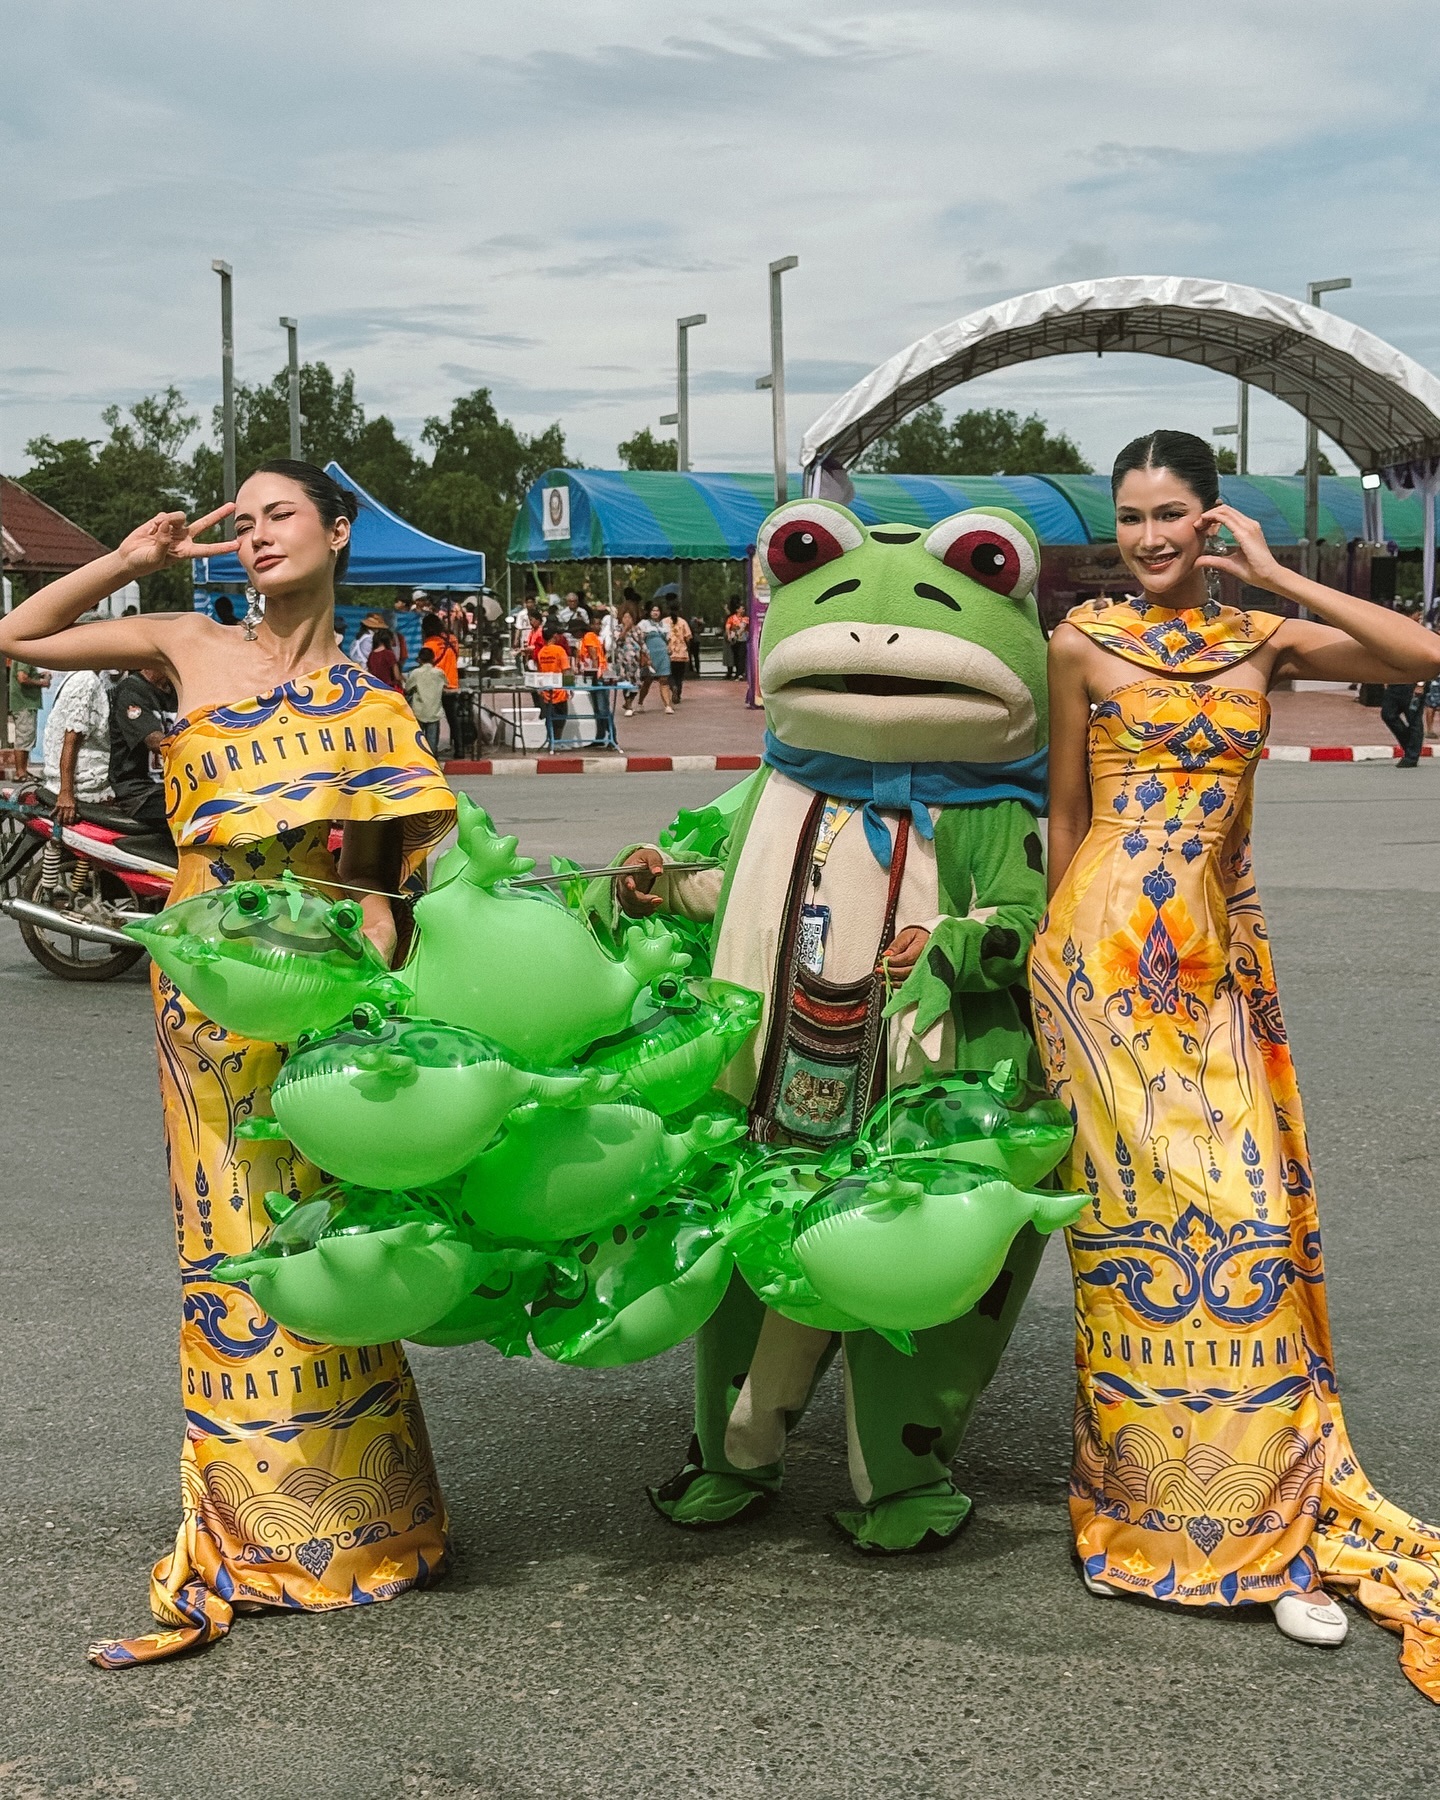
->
[0,462,455,1665]
[1031,430,1440,1697]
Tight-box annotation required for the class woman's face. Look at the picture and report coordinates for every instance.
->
[233,472,349,596]
[1114,466,1208,600]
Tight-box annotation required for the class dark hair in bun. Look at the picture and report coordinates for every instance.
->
[1110,430,1220,511]
[245,458,360,582]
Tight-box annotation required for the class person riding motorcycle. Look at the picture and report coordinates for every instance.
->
[42,657,113,827]
[107,664,175,836]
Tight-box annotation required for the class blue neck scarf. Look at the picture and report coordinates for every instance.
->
[762,731,1048,869]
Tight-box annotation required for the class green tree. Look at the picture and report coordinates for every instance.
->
[856,402,1091,476]
[1215,446,1238,474]
[1294,450,1337,477]
[189,362,423,516]
[24,386,200,610]
[617,426,678,471]
[417,388,577,579]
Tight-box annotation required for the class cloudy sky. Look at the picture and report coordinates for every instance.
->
[3,1,1437,484]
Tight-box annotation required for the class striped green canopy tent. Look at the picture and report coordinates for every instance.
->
[509,468,1435,562]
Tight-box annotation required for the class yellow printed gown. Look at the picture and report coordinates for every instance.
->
[90,663,456,1668]
[1028,598,1440,1703]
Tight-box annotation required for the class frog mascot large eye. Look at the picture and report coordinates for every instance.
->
[613,495,1051,1555]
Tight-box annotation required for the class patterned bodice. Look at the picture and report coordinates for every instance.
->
[1086,679,1267,863]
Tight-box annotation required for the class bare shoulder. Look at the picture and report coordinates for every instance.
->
[1047,620,1092,668]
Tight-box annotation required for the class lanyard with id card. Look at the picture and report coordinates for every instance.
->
[797,800,856,978]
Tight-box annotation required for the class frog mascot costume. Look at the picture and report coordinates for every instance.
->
[620,497,1050,1553]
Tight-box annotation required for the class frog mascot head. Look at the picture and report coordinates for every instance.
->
[758,499,1048,758]
[755,499,1048,857]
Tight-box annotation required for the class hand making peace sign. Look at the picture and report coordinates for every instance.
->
[114,504,240,579]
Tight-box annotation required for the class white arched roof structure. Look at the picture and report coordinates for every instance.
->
[800,276,1440,483]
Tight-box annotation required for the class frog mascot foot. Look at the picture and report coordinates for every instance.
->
[647,1450,777,1530]
[831,1480,973,1556]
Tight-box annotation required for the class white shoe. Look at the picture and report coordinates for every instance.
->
[1081,1568,1120,1598]
[1273,1593,1348,1646]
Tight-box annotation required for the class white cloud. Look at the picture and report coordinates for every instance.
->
[0,1,1436,481]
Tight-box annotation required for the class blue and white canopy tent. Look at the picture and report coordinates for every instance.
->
[508,466,1438,563]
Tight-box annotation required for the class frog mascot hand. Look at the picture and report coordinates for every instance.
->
[623,499,1050,1554]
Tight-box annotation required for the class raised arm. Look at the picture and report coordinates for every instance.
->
[1196,503,1440,684]
[0,506,238,676]
[1043,623,1095,897]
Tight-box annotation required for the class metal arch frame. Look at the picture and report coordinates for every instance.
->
[800,277,1440,487]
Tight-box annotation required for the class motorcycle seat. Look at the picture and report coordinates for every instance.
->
[115,832,179,868]
[34,784,167,837]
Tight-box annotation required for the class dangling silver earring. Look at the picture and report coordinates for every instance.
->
[1204,567,1222,605]
[242,585,265,641]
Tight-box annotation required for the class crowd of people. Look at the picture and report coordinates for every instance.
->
[505,581,750,748]
[3,573,755,783]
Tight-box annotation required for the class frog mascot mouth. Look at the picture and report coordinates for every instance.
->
[757,500,1048,770]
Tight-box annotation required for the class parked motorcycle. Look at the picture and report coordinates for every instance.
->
[0,781,173,979]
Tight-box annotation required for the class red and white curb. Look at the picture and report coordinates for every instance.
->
[445,753,763,776]
[1260,744,1434,762]
[445,747,1434,775]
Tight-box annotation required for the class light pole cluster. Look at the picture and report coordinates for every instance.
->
[657,256,799,507]
[210,262,305,499]
[1212,278,1352,583]
[1304,276,1351,581]
[211,260,236,506]
[1213,379,1249,475]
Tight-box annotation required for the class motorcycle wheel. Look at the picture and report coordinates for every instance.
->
[17,862,149,981]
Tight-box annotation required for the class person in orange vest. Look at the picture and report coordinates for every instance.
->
[421,610,463,756]
[577,615,613,748]
[534,623,571,749]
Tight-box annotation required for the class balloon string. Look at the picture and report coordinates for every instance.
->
[281,871,415,903]
[882,960,894,1163]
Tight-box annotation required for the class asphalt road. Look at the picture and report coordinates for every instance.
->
[3,764,1439,1799]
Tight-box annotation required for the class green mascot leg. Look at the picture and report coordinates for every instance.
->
[834,1224,1047,1554]
[649,1269,839,1529]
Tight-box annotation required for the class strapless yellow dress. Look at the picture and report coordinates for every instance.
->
[89,665,455,1667]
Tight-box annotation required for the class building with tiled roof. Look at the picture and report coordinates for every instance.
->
[1,476,108,575]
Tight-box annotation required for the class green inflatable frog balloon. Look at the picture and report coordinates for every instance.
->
[793,1162,1085,1333]
[215,1182,474,1346]
[270,1007,617,1190]
[126,875,404,1042]
[405,796,690,1062]
[461,1102,745,1244]
[725,1150,914,1353]
[529,1200,733,1368]
[580,974,762,1117]
[408,1243,562,1354]
[851,1061,1073,1189]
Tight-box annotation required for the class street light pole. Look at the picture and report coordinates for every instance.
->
[279,316,301,458]
[675,313,706,474]
[212,260,236,506]
[1236,378,1250,476]
[1303,276,1351,580]
[766,256,798,508]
